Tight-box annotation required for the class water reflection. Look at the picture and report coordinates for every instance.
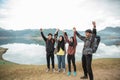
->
[1,43,120,65]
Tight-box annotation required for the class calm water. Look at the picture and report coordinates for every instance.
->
[1,43,120,65]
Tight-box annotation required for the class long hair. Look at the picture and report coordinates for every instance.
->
[69,37,74,47]
[57,35,65,52]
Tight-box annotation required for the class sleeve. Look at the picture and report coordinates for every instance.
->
[73,31,77,47]
[76,31,85,41]
[92,28,97,35]
[41,32,47,41]
[54,31,58,42]
[64,32,70,43]
[91,28,97,43]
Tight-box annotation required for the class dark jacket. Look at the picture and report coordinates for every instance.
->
[76,28,96,55]
[64,31,77,55]
[41,32,58,53]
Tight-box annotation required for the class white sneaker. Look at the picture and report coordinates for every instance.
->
[52,69,55,72]
[46,69,50,72]
[58,69,61,73]
[63,69,66,73]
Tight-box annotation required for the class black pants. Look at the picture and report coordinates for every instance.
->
[67,54,76,72]
[46,53,54,69]
[82,54,93,80]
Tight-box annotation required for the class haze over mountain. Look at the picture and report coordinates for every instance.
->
[0,27,120,45]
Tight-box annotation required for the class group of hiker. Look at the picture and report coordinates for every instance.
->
[40,21,100,80]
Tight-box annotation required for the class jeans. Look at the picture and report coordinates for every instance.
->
[67,54,76,72]
[46,53,54,69]
[57,55,65,69]
[82,54,93,80]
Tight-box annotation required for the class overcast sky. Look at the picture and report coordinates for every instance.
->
[0,0,120,31]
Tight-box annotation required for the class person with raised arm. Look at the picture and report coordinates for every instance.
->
[56,34,66,73]
[63,27,77,76]
[40,28,58,72]
[75,21,97,80]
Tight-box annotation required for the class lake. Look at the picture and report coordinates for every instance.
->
[1,42,120,65]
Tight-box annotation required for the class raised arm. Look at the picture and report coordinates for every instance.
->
[73,27,77,46]
[91,21,97,43]
[92,21,97,35]
[40,28,47,41]
[76,30,85,41]
[63,31,70,43]
[54,29,59,42]
[61,30,66,44]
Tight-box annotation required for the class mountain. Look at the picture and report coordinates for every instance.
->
[0,28,39,37]
[0,28,14,37]
[98,27,120,36]
[0,27,120,45]
[98,27,120,45]
[99,26,120,32]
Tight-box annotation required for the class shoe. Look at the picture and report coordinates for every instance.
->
[73,72,77,76]
[58,69,61,73]
[46,69,50,72]
[80,76,88,79]
[52,69,55,72]
[67,72,71,76]
[63,69,66,73]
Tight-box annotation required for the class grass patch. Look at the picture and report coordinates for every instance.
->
[0,58,120,80]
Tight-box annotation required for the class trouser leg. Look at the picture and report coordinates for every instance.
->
[86,54,93,80]
[82,55,87,76]
[71,54,76,72]
[67,54,71,72]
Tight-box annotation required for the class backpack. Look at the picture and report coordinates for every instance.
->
[91,35,101,53]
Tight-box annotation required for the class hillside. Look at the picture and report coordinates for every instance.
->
[0,27,120,45]
[98,27,120,45]
[0,27,120,37]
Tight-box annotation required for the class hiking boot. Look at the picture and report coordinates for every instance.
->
[46,69,50,72]
[80,76,88,79]
[73,72,77,76]
[52,69,55,72]
[67,72,71,76]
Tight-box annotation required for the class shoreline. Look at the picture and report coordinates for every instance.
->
[0,47,17,64]
[0,47,8,60]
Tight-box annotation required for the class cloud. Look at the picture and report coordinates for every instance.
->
[0,0,9,18]
[0,0,120,30]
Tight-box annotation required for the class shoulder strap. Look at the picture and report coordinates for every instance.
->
[89,35,94,48]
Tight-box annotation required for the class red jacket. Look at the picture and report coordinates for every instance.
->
[64,31,77,55]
